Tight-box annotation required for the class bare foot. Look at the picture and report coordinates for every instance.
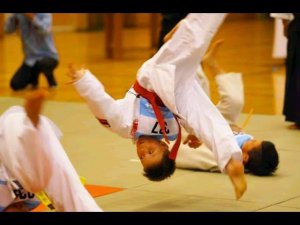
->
[24,89,49,127]
[202,39,225,76]
[226,158,247,200]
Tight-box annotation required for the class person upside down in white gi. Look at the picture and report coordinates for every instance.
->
[69,13,247,200]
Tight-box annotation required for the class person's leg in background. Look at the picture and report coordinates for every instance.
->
[35,57,59,88]
[283,18,300,129]
[28,64,40,89]
[10,63,34,90]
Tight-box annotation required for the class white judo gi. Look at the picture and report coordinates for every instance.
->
[176,68,244,171]
[0,106,102,212]
[73,13,242,172]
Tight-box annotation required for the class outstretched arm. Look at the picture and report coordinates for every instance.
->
[68,65,126,132]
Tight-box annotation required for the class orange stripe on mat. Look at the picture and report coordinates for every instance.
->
[85,184,124,198]
[31,184,124,212]
[31,203,47,212]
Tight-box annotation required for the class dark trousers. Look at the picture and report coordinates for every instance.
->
[157,13,188,50]
[284,20,300,126]
[10,58,58,91]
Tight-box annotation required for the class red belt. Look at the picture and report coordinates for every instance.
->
[133,81,181,160]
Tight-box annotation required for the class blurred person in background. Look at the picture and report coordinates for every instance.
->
[4,13,59,91]
[270,13,300,130]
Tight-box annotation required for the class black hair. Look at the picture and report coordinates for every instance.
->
[245,141,279,176]
[143,150,176,181]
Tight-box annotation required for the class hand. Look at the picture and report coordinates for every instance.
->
[67,64,86,84]
[183,134,202,149]
[229,124,242,133]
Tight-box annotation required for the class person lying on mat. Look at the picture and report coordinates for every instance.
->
[176,39,279,176]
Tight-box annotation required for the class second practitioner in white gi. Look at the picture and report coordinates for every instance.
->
[177,41,279,176]
[0,90,102,211]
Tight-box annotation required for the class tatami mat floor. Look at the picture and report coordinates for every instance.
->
[1,97,299,212]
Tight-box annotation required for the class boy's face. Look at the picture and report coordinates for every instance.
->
[241,139,262,163]
[136,136,169,170]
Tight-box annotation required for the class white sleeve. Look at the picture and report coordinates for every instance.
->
[215,73,244,124]
[196,64,210,97]
[73,70,125,130]
[0,113,53,193]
